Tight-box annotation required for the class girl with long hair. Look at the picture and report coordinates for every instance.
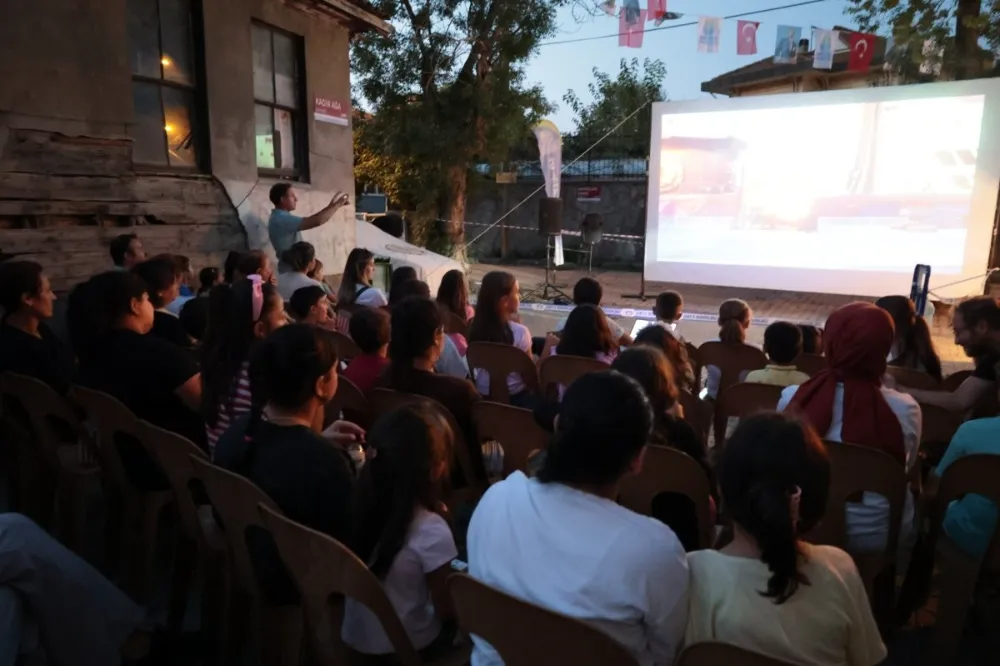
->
[337,248,387,308]
[390,266,418,295]
[686,413,885,666]
[201,276,287,451]
[436,269,473,355]
[634,324,695,391]
[875,295,942,382]
[277,241,323,302]
[468,271,533,406]
[546,304,617,362]
[343,406,457,656]
[705,298,753,398]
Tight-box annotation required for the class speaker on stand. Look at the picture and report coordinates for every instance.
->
[523,197,572,302]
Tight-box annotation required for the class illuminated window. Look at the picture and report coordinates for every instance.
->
[128,0,205,169]
[252,22,307,179]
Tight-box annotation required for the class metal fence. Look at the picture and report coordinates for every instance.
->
[482,132,649,181]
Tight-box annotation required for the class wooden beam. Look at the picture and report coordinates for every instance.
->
[288,0,393,35]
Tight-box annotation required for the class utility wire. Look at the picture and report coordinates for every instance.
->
[540,0,836,47]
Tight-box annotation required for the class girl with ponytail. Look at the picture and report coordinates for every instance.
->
[705,298,754,398]
[686,412,886,666]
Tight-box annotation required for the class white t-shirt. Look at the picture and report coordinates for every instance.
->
[277,271,323,302]
[777,384,921,553]
[435,335,469,379]
[467,472,689,666]
[473,322,533,396]
[355,283,389,308]
[341,509,457,654]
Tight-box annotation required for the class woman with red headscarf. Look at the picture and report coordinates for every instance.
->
[777,302,921,553]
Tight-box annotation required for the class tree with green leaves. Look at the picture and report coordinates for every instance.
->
[352,0,565,249]
[848,0,999,80]
[562,57,667,158]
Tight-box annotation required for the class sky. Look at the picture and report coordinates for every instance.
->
[525,0,856,130]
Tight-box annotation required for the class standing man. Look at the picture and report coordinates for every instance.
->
[267,183,349,266]
[109,234,146,271]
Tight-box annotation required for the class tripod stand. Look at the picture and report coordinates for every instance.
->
[522,234,571,302]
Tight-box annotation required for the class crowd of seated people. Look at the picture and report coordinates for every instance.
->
[5,228,1000,666]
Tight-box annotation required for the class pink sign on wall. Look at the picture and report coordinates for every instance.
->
[314,97,349,126]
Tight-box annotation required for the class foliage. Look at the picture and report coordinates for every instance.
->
[847,0,1000,79]
[351,0,565,242]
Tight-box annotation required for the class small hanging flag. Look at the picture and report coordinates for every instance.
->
[653,11,683,26]
[774,25,802,64]
[697,16,722,54]
[736,20,759,55]
[848,32,876,71]
[619,9,647,47]
[622,0,641,24]
[813,29,837,69]
[647,0,666,20]
[600,0,617,16]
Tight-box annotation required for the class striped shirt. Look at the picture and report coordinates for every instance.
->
[206,362,253,453]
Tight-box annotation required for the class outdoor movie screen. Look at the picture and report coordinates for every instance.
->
[643,79,1000,298]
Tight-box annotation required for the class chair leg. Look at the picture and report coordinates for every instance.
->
[259,604,303,666]
[220,578,250,666]
[200,551,228,665]
[167,534,199,640]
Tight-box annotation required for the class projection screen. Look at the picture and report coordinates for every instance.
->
[644,79,1000,299]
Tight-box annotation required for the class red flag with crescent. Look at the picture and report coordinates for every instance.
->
[737,20,759,55]
[848,32,876,71]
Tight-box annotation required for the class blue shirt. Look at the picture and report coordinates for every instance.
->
[936,415,1000,557]
[268,208,305,257]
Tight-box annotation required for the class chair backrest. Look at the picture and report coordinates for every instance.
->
[678,643,796,666]
[934,454,1000,568]
[941,369,973,393]
[370,388,483,501]
[448,573,639,666]
[887,366,939,391]
[258,503,425,666]
[69,385,144,496]
[443,310,470,337]
[684,342,702,391]
[803,440,906,555]
[618,445,713,550]
[919,402,965,451]
[138,421,208,544]
[471,402,548,478]
[331,331,363,362]
[323,375,370,429]
[714,383,785,451]
[466,342,539,404]
[697,342,767,396]
[189,455,280,597]
[538,355,608,401]
[0,373,87,470]
[676,389,709,447]
[793,353,827,377]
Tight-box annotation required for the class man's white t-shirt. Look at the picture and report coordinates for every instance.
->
[467,472,689,666]
[777,384,921,552]
[473,322,533,396]
[277,271,324,302]
[341,509,457,654]
[354,283,388,308]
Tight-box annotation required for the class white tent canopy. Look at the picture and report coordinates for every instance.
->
[354,219,463,296]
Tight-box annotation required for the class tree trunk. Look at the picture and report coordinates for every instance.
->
[954,0,982,80]
[444,164,468,263]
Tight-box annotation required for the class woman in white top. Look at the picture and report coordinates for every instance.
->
[705,299,753,398]
[778,302,921,553]
[342,404,458,657]
[276,241,324,302]
[336,248,388,308]
[468,271,534,408]
[686,412,886,666]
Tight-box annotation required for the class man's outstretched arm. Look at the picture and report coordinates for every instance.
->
[300,192,349,231]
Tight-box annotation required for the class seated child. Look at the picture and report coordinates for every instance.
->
[654,291,685,341]
[745,321,811,387]
[343,307,390,394]
[289,285,331,326]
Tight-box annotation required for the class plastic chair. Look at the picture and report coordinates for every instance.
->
[188,456,302,666]
[448,573,637,666]
[538,355,608,402]
[443,310,470,337]
[260,504,471,666]
[677,389,709,448]
[941,370,973,392]
[323,375,370,429]
[69,385,172,601]
[697,341,767,397]
[331,331,363,362]
[685,342,702,394]
[618,445,713,550]
[678,643,796,665]
[793,353,827,377]
[713,383,784,453]
[917,402,965,464]
[887,366,939,391]
[466,342,540,404]
[471,402,548,478]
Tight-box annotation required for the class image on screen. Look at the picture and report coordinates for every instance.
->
[654,96,985,274]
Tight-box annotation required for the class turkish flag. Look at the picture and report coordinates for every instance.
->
[848,33,876,71]
[648,0,666,19]
[737,20,759,55]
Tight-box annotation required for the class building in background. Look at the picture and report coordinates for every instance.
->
[0,0,389,290]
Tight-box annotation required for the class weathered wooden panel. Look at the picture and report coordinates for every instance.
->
[0,173,234,208]
[33,251,230,291]
[0,200,235,226]
[0,129,132,176]
[0,224,246,255]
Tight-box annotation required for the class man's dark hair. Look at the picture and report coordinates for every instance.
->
[109,234,138,267]
[763,321,803,365]
[956,296,1000,331]
[132,254,180,308]
[389,279,431,306]
[350,306,391,354]
[269,182,293,207]
[572,277,603,306]
[655,291,683,321]
[223,251,243,283]
[0,261,44,314]
[288,285,328,321]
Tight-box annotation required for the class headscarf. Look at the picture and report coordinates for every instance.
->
[786,302,905,464]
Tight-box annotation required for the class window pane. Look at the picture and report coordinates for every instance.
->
[274,108,297,170]
[132,82,167,165]
[273,32,298,108]
[158,0,195,85]
[255,104,276,169]
[162,87,198,168]
[128,0,161,78]
[252,25,274,102]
